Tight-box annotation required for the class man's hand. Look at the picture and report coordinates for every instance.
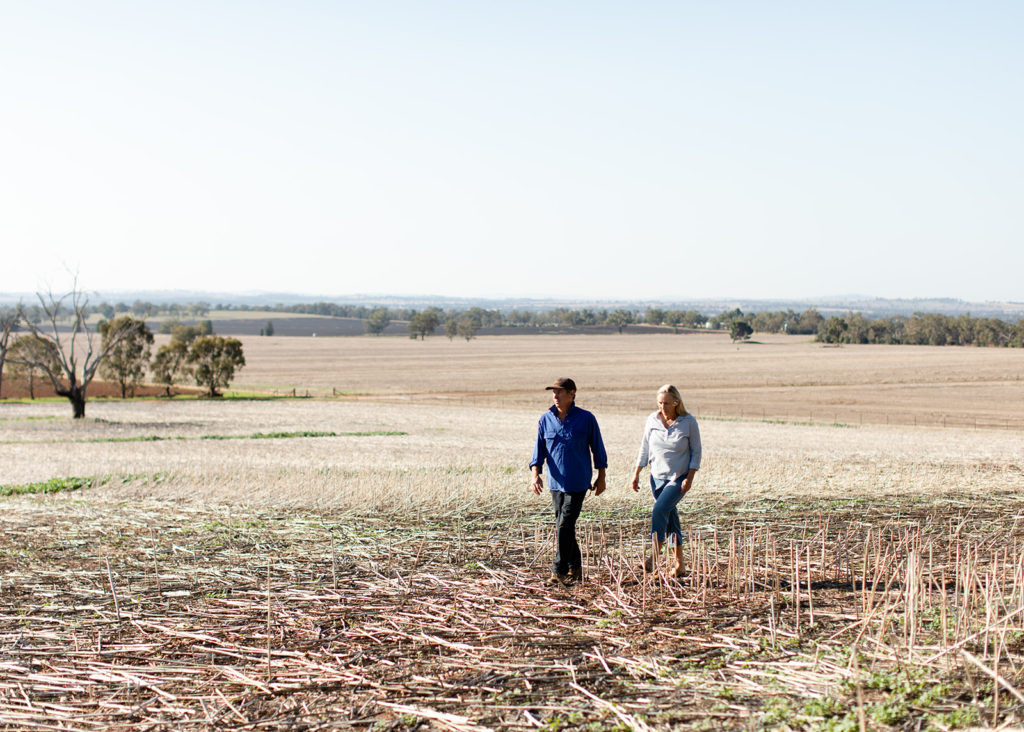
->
[592,474,607,496]
[531,474,544,495]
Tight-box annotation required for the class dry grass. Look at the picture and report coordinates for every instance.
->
[3,489,1024,729]
[3,336,1024,729]
[2,399,1021,508]
[226,333,1024,430]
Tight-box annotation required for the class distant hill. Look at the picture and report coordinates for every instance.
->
[2,289,1021,320]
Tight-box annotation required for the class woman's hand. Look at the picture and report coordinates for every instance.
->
[629,467,642,492]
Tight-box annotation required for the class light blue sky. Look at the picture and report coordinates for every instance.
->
[2,2,1021,302]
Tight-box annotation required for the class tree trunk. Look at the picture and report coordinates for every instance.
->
[58,384,87,418]
[70,390,86,418]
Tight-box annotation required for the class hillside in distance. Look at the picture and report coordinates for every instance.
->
[2,289,1022,319]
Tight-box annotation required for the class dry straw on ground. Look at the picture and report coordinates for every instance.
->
[2,492,1024,729]
[2,399,1021,507]
[2,334,1024,729]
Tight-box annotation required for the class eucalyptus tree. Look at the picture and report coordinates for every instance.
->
[98,316,154,398]
[7,335,60,399]
[187,335,245,397]
[151,340,191,396]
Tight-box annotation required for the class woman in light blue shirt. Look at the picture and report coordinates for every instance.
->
[630,384,702,577]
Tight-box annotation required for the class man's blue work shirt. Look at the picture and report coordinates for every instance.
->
[530,404,608,494]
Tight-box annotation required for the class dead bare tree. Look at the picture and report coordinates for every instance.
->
[13,281,145,418]
[0,306,19,399]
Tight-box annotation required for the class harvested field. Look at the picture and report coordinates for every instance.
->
[2,335,1024,729]
[2,400,1020,502]
[227,333,1024,431]
[3,490,1024,730]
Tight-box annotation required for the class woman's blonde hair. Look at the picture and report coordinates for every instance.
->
[657,384,688,418]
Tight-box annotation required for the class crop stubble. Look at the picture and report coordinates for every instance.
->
[231,333,1024,431]
[2,335,1024,729]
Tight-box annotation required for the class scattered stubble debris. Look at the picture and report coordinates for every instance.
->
[2,494,1024,730]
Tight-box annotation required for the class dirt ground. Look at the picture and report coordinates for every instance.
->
[0,376,200,400]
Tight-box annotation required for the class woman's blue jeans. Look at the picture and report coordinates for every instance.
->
[650,476,685,546]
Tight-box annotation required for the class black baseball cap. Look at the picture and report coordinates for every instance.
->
[545,377,577,392]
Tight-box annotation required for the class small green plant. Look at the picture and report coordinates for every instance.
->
[927,704,979,730]
[801,695,846,719]
[868,697,909,726]
[811,715,860,732]
[714,686,736,701]
[759,696,792,724]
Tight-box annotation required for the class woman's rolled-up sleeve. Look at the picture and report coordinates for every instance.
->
[636,421,652,467]
[688,418,702,471]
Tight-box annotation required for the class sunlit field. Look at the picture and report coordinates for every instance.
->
[2,333,1024,729]
[230,333,1024,430]
[2,398,1022,508]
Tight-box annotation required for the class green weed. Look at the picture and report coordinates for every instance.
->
[0,476,105,496]
[4,430,407,446]
[759,696,792,724]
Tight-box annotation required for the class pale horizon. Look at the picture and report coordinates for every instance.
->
[2,2,1021,302]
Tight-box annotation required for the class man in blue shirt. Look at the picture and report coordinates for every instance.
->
[530,377,608,585]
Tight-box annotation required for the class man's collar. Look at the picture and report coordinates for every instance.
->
[549,403,577,418]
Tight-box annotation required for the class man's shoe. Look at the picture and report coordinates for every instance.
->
[568,567,583,584]
[548,571,569,585]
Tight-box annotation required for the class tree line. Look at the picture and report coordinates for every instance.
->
[21,297,1024,347]
[815,312,1024,347]
[0,285,245,419]
[94,299,1016,347]
[367,306,829,338]
[368,306,711,336]
[383,305,1024,349]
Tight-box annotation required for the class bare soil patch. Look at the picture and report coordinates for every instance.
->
[0,376,200,400]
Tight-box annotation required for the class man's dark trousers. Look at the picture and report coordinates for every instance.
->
[551,490,586,575]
